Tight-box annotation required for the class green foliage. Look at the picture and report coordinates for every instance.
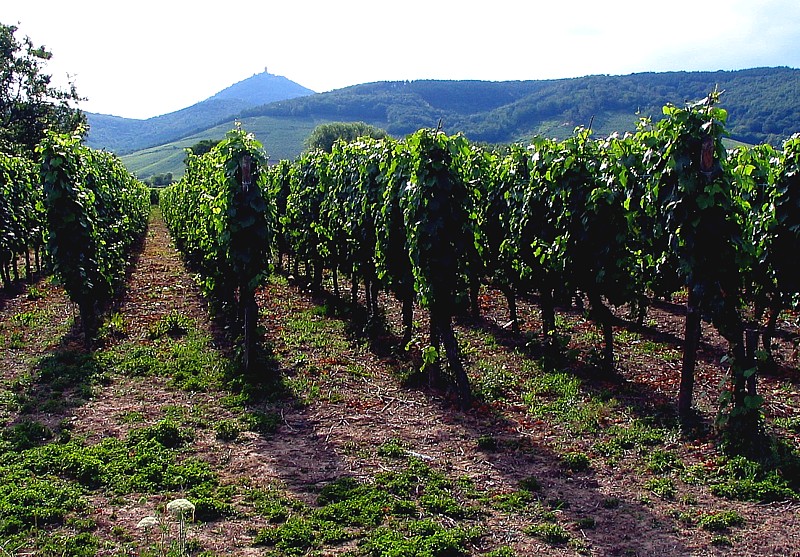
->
[647,450,684,474]
[522,370,609,433]
[400,129,480,316]
[377,438,406,458]
[525,522,570,544]
[37,128,150,337]
[490,489,535,512]
[303,121,388,153]
[0,153,44,288]
[560,451,591,472]
[0,420,53,451]
[253,516,348,555]
[250,460,488,554]
[0,23,84,154]
[147,311,194,340]
[240,410,281,435]
[595,420,666,460]
[698,510,745,531]
[645,477,677,499]
[0,419,216,503]
[486,547,517,557]
[359,520,480,557]
[314,479,395,527]
[187,139,222,158]
[127,418,194,449]
[213,419,240,442]
[0,472,86,534]
[709,453,799,502]
[161,126,272,309]
[246,486,305,523]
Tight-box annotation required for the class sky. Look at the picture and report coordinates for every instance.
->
[2,0,799,120]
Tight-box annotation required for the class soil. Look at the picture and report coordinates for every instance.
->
[1,209,800,556]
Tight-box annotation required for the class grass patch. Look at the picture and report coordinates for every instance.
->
[647,449,684,474]
[474,361,519,403]
[147,310,194,340]
[282,307,351,355]
[522,365,614,433]
[253,515,349,554]
[359,519,480,557]
[560,451,591,472]
[595,419,667,462]
[709,452,799,502]
[645,477,677,499]
[240,410,281,436]
[525,522,570,544]
[213,419,241,442]
[698,510,745,531]
[249,458,490,555]
[104,328,229,393]
[377,438,406,458]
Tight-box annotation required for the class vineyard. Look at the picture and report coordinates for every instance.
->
[1,93,800,556]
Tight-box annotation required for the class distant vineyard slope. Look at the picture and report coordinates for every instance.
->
[97,67,800,180]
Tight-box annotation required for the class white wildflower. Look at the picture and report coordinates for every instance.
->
[136,516,159,529]
[167,498,195,518]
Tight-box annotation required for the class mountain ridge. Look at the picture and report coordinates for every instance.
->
[86,67,800,180]
[85,71,314,154]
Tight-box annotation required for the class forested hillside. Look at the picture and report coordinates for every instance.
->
[112,67,800,180]
[245,67,800,145]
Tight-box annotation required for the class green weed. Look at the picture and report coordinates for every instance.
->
[647,450,684,474]
[560,451,591,472]
[147,311,194,340]
[377,438,406,458]
[710,453,799,502]
[525,522,570,544]
[240,410,281,435]
[1,419,53,451]
[522,368,612,432]
[245,485,306,523]
[360,520,480,557]
[710,535,733,547]
[491,490,535,513]
[474,362,518,403]
[214,419,240,442]
[595,420,666,461]
[253,516,349,554]
[25,285,45,300]
[10,310,46,327]
[645,477,677,499]
[486,547,517,557]
[476,434,499,451]
[574,516,596,529]
[698,510,745,531]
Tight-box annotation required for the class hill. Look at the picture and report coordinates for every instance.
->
[85,71,314,154]
[110,67,800,180]
[244,67,800,145]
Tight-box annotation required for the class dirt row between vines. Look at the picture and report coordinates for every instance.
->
[1,208,800,556]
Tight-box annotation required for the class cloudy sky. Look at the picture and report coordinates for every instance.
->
[3,0,799,119]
